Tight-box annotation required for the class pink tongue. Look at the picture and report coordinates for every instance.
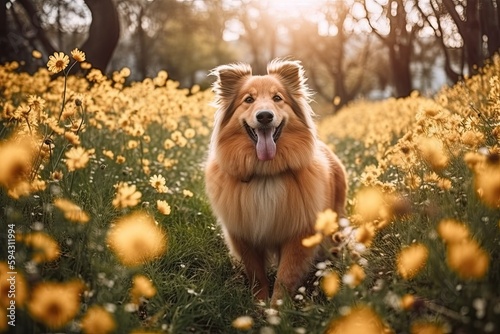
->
[256,128,276,161]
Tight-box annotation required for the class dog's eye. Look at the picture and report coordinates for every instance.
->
[244,96,254,103]
[273,95,282,102]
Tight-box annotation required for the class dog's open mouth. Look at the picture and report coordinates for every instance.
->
[244,121,284,161]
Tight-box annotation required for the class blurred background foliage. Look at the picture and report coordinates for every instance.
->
[2,0,499,112]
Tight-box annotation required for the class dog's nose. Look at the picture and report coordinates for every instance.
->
[256,111,274,125]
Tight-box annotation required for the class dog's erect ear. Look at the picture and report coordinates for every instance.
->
[210,63,252,105]
[267,59,311,100]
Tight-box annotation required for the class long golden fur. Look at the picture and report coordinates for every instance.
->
[205,59,347,305]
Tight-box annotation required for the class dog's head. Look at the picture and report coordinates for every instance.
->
[211,59,315,176]
[210,59,316,176]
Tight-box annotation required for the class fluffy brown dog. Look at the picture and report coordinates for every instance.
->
[205,59,347,305]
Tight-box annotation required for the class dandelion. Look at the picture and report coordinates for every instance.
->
[397,243,429,280]
[107,211,167,266]
[130,275,157,304]
[112,182,142,209]
[53,198,90,223]
[446,239,489,279]
[326,305,391,334]
[65,146,90,171]
[70,48,86,62]
[17,232,60,263]
[47,52,69,74]
[157,200,171,215]
[232,316,254,331]
[437,219,469,244]
[27,280,84,329]
[80,305,116,334]
[321,271,340,299]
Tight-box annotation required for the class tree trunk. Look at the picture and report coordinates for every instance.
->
[81,0,120,72]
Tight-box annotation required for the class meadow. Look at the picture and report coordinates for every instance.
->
[0,50,499,333]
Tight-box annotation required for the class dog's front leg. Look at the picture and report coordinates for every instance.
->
[228,234,270,301]
[271,237,316,306]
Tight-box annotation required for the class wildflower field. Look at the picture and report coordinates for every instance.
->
[0,50,499,334]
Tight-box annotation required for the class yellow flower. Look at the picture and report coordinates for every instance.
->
[27,280,84,329]
[116,155,126,164]
[355,223,376,246]
[446,239,489,279]
[184,128,196,139]
[353,187,393,226]
[102,150,114,159]
[401,294,416,311]
[17,232,60,263]
[0,263,28,307]
[0,136,34,196]
[130,275,157,304]
[27,95,46,112]
[65,147,90,171]
[410,321,446,334]
[302,209,339,247]
[53,198,90,223]
[344,264,366,288]
[149,174,168,193]
[315,209,339,236]
[182,189,193,198]
[473,159,500,208]
[157,200,171,215]
[326,305,392,334]
[107,211,167,267]
[321,271,340,299]
[47,52,69,74]
[112,182,142,209]
[437,219,469,244]
[232,316,254,331]
[32,50,42,59]
[64,132,81,146]
[81,305,116,334]
[417,137,449,171]
[460,130,484,147]
[397,243,429,280]
[163,139,176,150]
[301,232,323,248]
[71,48,86,62]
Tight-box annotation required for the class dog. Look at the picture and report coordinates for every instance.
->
[205,59,347,305]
